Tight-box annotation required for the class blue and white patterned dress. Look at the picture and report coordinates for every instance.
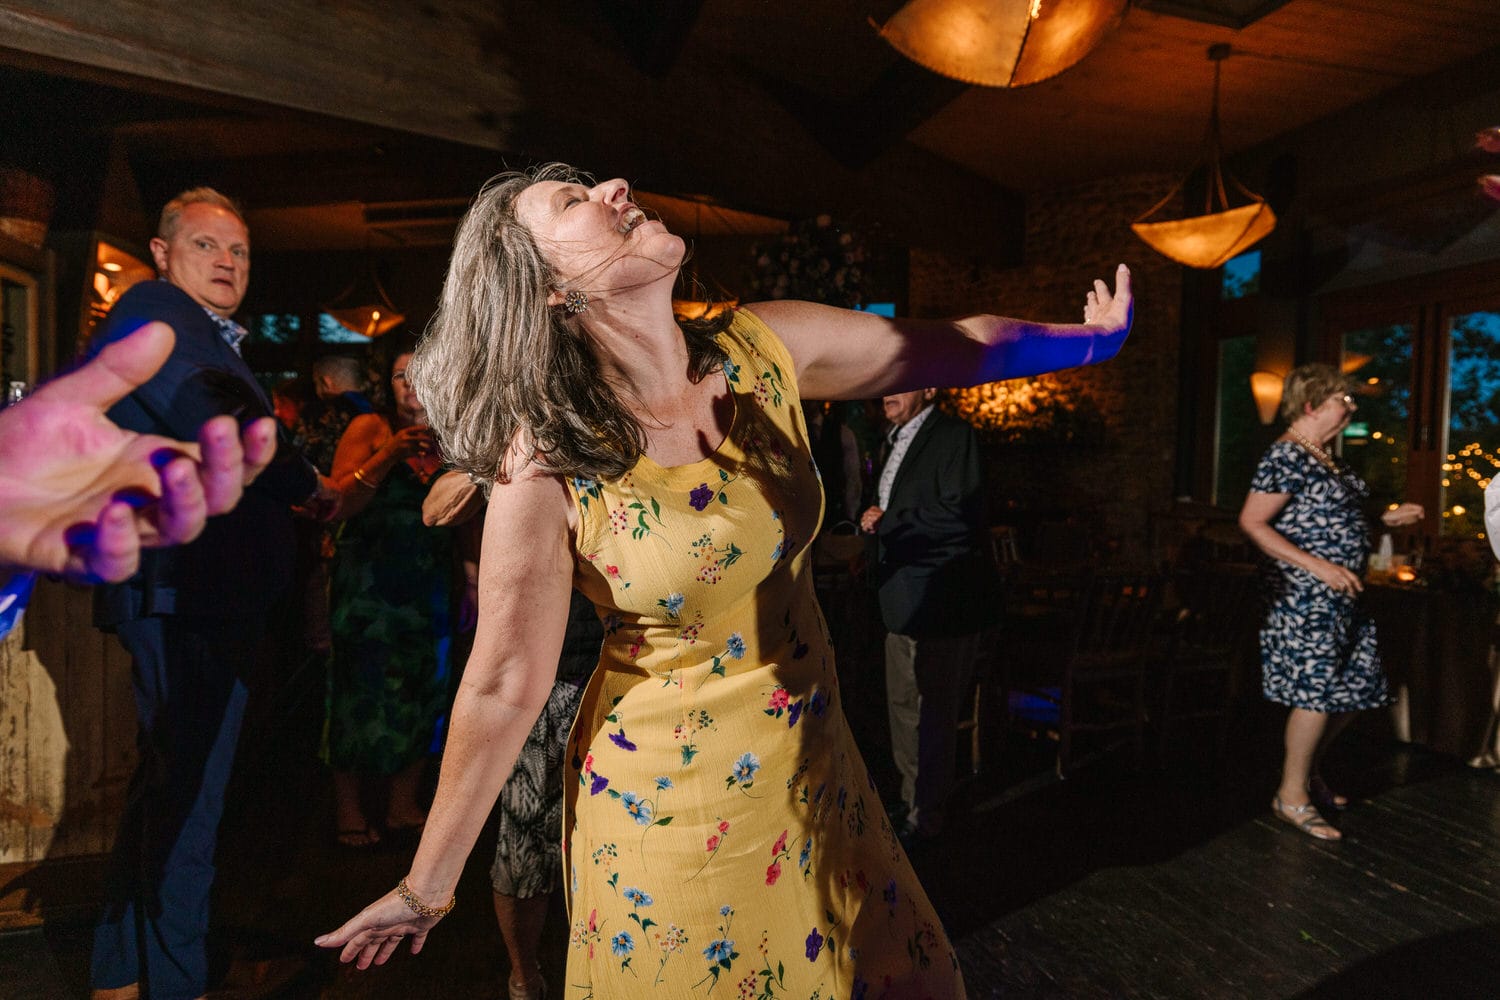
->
[1249,440,1390,712]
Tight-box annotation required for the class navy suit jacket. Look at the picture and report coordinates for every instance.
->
[88,280,317,625]
[873,409,996,637]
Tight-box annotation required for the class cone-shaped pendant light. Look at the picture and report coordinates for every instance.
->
[1132,44,1276,269]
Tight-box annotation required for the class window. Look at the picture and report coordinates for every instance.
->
[1321,260,1500,542]
[1440,309,1500,538]
[1338,323,1413,510]
[1212,335,1259,505]
[1221,251,1261,301]
[319,313,370,344]
[250,313,301,346]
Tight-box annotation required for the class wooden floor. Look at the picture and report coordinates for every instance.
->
[5,704,1500,999]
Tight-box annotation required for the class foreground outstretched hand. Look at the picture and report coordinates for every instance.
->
[314,889,441,969]
[0,321,277,582]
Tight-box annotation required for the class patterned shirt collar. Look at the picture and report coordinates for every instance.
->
[203,306,249,355]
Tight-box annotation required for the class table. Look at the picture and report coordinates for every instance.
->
[1365,581,1500,767]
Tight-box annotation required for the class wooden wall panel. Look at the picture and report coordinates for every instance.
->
[0,578,134,925]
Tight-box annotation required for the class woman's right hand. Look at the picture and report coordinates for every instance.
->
[314,889,443,969]
[382,425,437,461]
[1307,556,1363,595]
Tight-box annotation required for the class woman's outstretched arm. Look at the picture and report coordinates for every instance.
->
[315,461,575,968]
[755,264,1133,401]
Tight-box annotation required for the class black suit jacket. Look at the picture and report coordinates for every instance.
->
[88,280,317,625]
[873,409,996,637]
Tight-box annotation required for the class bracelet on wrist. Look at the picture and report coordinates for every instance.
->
[395,877,455,919]
[352,467,378,489]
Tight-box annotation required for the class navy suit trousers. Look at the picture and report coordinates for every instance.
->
[91,614,262,999]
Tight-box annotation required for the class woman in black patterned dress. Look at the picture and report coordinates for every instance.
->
[1239,364,1424,841]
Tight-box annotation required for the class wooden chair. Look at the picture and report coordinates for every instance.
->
[1156,564,1262,759]
[1000,570,1167,777]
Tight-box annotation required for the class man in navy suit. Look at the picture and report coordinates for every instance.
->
[86,188,332,1000]
[861,388,994,843]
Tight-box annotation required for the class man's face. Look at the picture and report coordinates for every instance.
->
[150,202,250,318]
[882,389,936,428]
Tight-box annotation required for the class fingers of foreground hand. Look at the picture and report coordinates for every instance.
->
[240,417,277,484]
[71,501,141,584]
[196,415,247,515]
[36,322,176,411]
[154,452,211,545]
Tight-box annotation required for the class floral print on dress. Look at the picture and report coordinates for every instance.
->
[1251,442,1389,712]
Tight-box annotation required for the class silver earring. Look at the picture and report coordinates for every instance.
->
[563,289,589,314]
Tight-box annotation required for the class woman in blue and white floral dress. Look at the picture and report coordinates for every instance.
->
[1240,364,1424,841]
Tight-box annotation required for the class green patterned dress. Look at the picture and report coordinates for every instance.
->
[327,452,454,774]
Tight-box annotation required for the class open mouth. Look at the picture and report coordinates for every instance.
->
[617,207,647,234]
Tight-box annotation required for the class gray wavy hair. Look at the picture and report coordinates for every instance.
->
[408,163,729,485]
[1280,363,1354,423]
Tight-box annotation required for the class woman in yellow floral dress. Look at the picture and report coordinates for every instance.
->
[319,164,1134,999]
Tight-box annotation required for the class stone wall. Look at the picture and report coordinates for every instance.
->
[908,173,1184,562]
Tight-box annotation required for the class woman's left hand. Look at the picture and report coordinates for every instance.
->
[314,890,441,969]
[1381,503,1425,527]
[1082,264,1134,343]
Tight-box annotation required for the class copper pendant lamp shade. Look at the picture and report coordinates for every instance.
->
[1132,202,1276,270]
[326,259,405,338]
[876,0,1127,88]
[1132,44,1277,269]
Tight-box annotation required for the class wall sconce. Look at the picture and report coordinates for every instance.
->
[1131,45,1276,268]
[875,0,1127,88]
[1249,370,1283,425]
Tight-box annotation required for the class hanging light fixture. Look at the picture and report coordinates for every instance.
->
[875,0,1126,88]
[325,255,405,338]
[1131,44,1276,269]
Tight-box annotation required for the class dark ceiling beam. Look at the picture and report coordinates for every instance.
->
[754,58,969,172]
[594,0,707,78]
[125,142,512,215]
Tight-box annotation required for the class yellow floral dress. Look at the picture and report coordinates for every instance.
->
[563,310,965,999]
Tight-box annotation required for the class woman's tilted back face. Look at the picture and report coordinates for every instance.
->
[409,163,727,487]
[512,176,685,304]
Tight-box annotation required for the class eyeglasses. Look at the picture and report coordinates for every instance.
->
[1333,393,1356,412]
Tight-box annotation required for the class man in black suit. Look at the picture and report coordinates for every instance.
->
[861,388,993,843]
[86,188,332,1000]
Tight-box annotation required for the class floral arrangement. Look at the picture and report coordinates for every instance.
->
[940,373,1104,447]
[746,214,872,308]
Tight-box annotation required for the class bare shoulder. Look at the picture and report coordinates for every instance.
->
[343,411,389,443]
[485,453,577,538]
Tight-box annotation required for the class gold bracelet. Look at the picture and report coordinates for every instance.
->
[394,877,455,919]
[352,467,377,489]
